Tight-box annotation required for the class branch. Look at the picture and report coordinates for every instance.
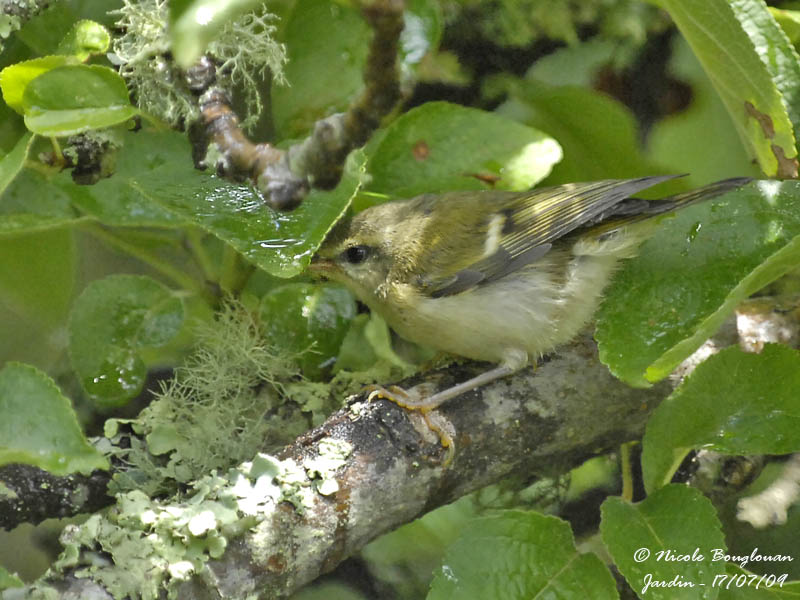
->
[8,293,798,596]
[18,333,673,599]
[190,0,404,210]
[0,463,111,530]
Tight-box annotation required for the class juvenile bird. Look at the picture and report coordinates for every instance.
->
[311,176,750,421]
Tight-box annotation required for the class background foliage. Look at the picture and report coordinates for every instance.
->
[2,0,800,598]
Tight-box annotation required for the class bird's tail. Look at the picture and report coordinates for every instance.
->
[588,176,752,238]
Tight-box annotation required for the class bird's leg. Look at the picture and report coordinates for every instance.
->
[365,362,521,464]
[370,363,517,410]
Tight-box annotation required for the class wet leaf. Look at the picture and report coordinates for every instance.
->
[68,275,185,408]
[260,283,357,379]
[0,362,109,474]
[597,180,800,387]
[642,344,800,492]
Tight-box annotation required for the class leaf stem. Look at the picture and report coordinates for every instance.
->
[82,222,209,300]
[185,227,218,283]
[219,243,245,295]
[49,136,64,165]
[620,441,636,502]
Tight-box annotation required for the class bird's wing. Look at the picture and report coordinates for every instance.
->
[417,175,681,298]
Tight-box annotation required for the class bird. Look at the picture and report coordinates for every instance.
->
[310,175,751,453]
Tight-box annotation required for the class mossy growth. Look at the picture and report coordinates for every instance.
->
[104,300,406,495]
[105,301,314,496]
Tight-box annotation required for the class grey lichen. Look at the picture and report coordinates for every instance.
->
[50,451,338,600]
[0,14,21,52]
[303,438,352,496]
[111,0,286,130]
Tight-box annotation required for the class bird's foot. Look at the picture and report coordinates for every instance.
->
[365,383,456,465]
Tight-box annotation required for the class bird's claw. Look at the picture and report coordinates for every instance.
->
[365,383,438,411]
[363,383,455,465]
[365,384,412,406]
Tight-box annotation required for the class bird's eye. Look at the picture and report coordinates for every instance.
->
[342,245,371,265]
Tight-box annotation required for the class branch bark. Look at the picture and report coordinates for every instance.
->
[14,333,672,599]
[190,0,404,210]
[0,463,110,530]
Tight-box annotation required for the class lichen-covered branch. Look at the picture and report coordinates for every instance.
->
[14,333,673,599]
[6,294,798,596]
[0,463,111,530]
[191,0,404,210]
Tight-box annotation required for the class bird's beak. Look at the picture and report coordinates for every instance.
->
[308,255,338,277]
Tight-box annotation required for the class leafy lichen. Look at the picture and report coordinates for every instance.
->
[51,450,344,600]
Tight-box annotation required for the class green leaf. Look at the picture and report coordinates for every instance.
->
[362,496,478,599]
[647,37,761,188]
[0,132,32,195]
[55,19,111,60]
[0,168,85,234]
[61,129,186,227]
[272,0,371,139]
[523,38,617,88]
[596,180,800,387]
[0,565,24,590]
[3,127,357,272]
[22,64,138,136]
[365,102,562,198]
[292,582,368,600]
[12,1,113,56]
[334,311,419,372]
[0,362,109,475]
[130,141,365,277]
[771,8,800,47]
[496,79,657,184]
[170,0,263,69]
[657,0,800,178]
[260,283,357,380]
[600,485,725,600]
[68,275,185,408]
[642,345,800,492]
[728,0,800,167]
[0,228,76,333]
[0,55,77,113]
[2,129,187,232]
[428,510,617,600]
[334,313,380,372]
[0,98,26,155]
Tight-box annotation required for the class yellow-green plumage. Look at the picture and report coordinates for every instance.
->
[314,176,748,376]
